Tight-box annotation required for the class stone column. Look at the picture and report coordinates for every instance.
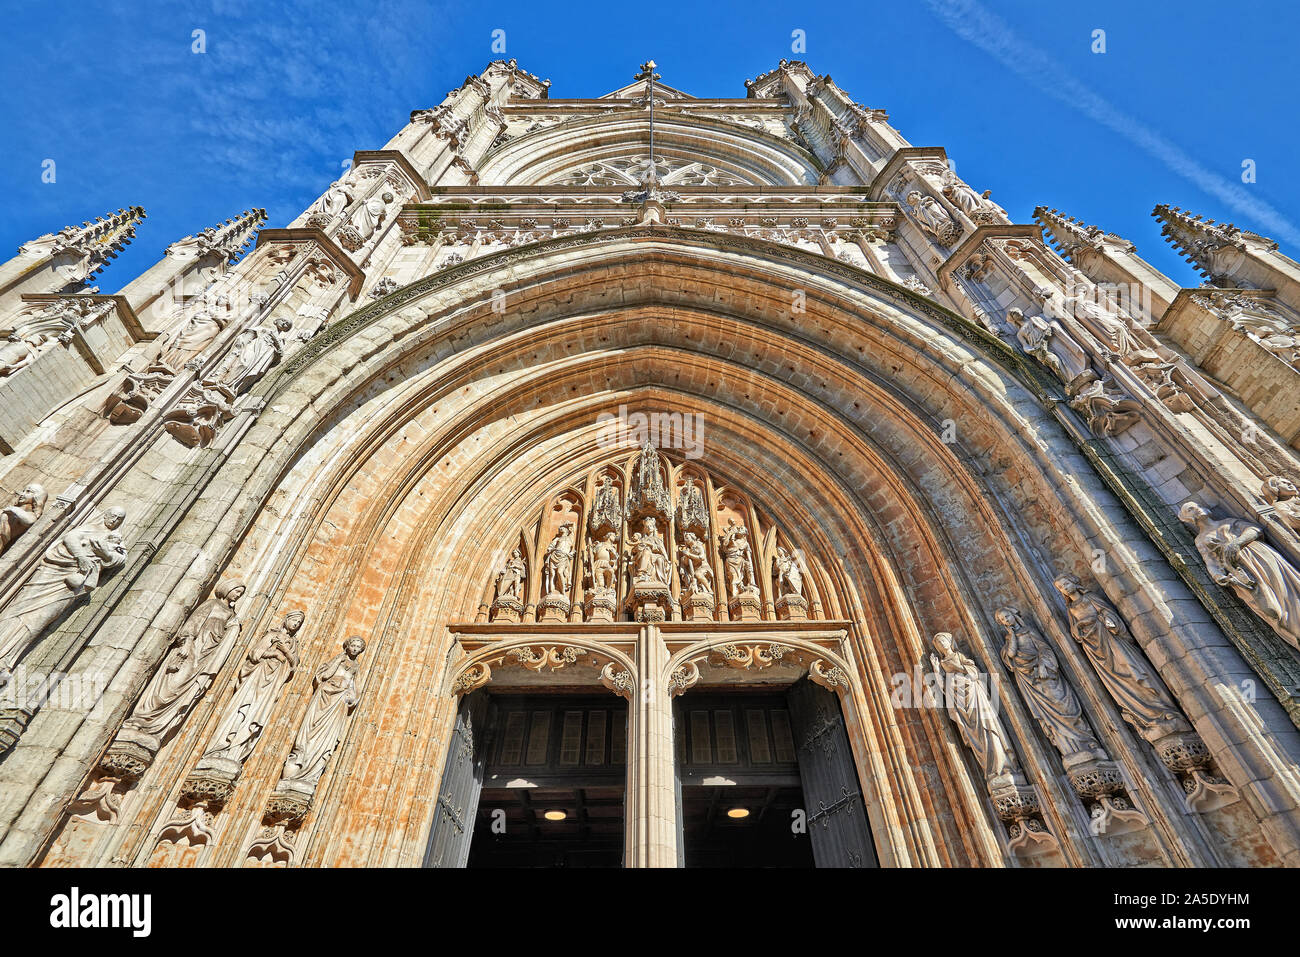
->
[624,624,677,867]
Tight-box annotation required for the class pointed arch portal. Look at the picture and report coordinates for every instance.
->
[40,223,1296,869]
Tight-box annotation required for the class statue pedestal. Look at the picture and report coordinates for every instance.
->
[626,583,672,623]
[490,597,522,623]
[584,590,617,623]
[775,594,808,621]
[728,590,761,622]
[537,594,571,623]
[265,780,314,827]
[181,763,239,811]
[682,593,715,622]
[100,736,155,783]
[1065,754,1148,836]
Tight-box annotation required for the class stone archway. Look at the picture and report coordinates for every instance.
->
[38,226,1300,869]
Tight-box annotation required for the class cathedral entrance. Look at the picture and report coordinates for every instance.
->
[675,681,876,868]
[429,693,628,867]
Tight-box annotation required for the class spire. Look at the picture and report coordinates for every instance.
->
[1034,206,1135,262]
[1151,204,1277,281]
[165,208,267,264]
[16,206,147,284]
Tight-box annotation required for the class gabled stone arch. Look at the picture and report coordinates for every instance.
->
[33,226,1300,870]
[479,114,820,186]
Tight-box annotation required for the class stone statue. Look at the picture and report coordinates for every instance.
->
[1262,475,1300,533]
[211,316,292,394]
[307,180,353,219]
[1180,501,1300,650]
[160,301,228,366]
[195,610,303,773]
[350,191,394,242]
[939,170,997,222]
[280,636,365,789]
[116,579,246,755]
[1076,296,1161,367]
[773,546,804,599]
[995,607,1102,758]
[0,483,47,557]
[163,384,238,449]
[495,548,526,601]
[1053,575,1188,741]
[905,190,960,245]
[1007,307,1091,385]
[720,517,758,596]
[678,530,714,598]
[0,334,42,377]
[1066,372,1142,436]
[930,632,1018,785]
[0,507,127,685]
[627,517,670,586]
[542,523,575,596]
[587,532,619,593]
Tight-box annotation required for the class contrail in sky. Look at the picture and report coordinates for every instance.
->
[921,0,1300,247]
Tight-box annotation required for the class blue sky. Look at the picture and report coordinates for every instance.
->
[1,0,1296,290]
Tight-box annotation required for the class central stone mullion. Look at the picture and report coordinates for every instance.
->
[625,622,677,867]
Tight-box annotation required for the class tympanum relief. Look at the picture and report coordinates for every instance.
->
[479,442,827,625]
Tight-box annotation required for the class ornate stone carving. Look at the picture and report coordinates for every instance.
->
[0,297,111,376]
[489,547,526,622]
[939,170,1002,224]
[0,507,127,686]
[1006,307,1091,386]
[161,383,237,449]
[599,662,634,699]
[905,190,961,246]
[541,523,575,595]
[305,180,353,220]
[589,474,622,537]
[103,365,176,425]
[995,607,1104,758]
[668,661,700,697]
[187,610,303,791]
[675,475,708,537]
[585,531,619,601]
[930,632,1019,787]
[1066,371,1142,437]
[1181,501,1300,651]
[507,645,583,672]
[711,642,788,670]
[808,658,849,692]
[677,530,715,598]
[1128,354,1196,413]
[17,206,145,285]
[625,516,670,587]
[210,316,292,395]
[1052,575,1189,742]
[453,662,491,696]
[719,516,759,619]
[275,636,365,803]
[368,277,399,300]
[1262,475,1300,533]
[625,440,672,520]
[0,483,47,557]
[105,579,246,774]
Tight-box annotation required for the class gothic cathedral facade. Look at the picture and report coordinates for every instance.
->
[2,58,1300,867]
